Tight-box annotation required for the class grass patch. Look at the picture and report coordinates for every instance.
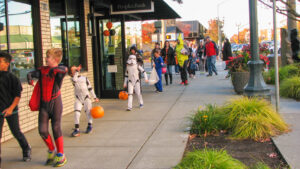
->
[280,76,300,100]
[250,162,271,169]
[174,149,247,169]
[221,97,289,140]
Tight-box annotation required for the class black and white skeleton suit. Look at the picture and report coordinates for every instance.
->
[124,55,148,109]
[71,72,97,125]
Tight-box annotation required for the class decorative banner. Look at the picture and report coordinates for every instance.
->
[110,0,154,15]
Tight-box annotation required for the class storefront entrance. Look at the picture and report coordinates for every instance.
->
[96,19,126,98]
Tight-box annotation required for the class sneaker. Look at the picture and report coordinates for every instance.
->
[53,153,67,167]
[22,146,31,162]
[206,74,212,77]
[126,108,132,111]
[180,82,184,85]
[86,125,92,134]
[184,80,188,85]
[215,72,218,75]
[71,128,80,137]
[45,150,55,165]
[140,104,144,108]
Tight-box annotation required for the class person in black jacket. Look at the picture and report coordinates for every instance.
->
[222,38,232,70]
[0,52,31,167]
[197,40,206,72]
[290,29,300,62]
[161,41,175,85]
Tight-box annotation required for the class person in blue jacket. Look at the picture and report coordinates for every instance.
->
[153,49,164,92]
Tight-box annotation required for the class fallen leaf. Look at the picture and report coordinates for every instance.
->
[189,134,197,140]
[268,153,278,158]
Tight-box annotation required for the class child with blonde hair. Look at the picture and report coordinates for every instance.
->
[27,48,68,167]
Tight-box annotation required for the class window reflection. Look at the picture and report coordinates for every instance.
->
[7,0,34,80]
[50,0,82,67]
[100,20,124,90]
[0,0,7,51]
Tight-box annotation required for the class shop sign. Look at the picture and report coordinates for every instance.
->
[110,0,154,15]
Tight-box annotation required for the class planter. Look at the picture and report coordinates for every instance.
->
[231,71,250,94]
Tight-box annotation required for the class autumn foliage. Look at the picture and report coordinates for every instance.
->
[142,22,155,44]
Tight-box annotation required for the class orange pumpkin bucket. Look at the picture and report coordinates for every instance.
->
[119,91,128,100]
[90,106,104,118]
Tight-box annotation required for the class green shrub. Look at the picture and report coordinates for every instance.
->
[263,68,275,84]
[250,162,271,169]
[221,97,289,140]
[264,64,300,84]
[174,149,247,169]
[280,76,300,100]
[279,64,299,80]
[190,104,225,135]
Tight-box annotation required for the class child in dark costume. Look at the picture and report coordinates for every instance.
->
[27,48,67,167]
[0,52,31,168]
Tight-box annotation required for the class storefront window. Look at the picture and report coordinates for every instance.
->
[50,0,83,67]
[0,0,34,80]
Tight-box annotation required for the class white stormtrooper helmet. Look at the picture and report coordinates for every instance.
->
[127,55,137,65]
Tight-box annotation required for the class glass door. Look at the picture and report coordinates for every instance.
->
[98,19,125,98]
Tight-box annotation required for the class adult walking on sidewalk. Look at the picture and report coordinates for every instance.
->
[204,36,218,76]
[197,40,206,72]
[161,41,175,85]
[222,38,232,70]
[175,34,190,85]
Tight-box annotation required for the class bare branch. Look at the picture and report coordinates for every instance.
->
[258,0,300,21]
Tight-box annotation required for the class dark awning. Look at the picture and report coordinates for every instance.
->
[92,0,181,21]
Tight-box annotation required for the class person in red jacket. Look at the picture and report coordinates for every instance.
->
[204,36,219,76]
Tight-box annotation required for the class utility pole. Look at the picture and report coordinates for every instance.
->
[273,0,280,111]
[236,23,241,44]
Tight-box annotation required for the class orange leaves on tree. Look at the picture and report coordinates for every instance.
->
[142,22,155,44]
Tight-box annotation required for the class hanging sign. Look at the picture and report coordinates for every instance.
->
[110,0,154,15]
[107,65,118,73]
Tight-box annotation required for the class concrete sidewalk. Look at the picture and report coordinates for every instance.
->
[2,61,299,169]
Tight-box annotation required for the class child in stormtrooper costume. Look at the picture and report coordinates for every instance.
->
[124,55,148,111]
[69,65,99,137]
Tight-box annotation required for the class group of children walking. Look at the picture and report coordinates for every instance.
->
[0,45,175,168]
[0,48,100,168]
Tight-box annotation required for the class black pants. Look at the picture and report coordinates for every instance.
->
[39,95,63,140]
[0,113,30,166]
[179,60,188,82]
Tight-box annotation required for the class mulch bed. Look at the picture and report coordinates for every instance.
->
[185,132,288,168]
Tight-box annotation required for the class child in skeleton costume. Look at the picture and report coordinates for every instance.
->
[69,65,99,137]
[124,55,148,111]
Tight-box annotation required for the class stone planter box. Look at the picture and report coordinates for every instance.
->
[231,72,250,94]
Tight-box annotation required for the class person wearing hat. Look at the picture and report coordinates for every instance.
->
[204,36,219,76]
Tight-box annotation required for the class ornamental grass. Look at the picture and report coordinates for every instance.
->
[221,97,289,140]
[174,149,247,169]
